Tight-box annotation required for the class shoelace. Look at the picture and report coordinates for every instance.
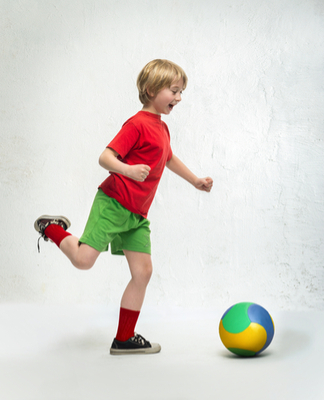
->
[131,333,146,346]
[37,222,49,253]
[37,235,44,253]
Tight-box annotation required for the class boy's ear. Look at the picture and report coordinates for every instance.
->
[146,87,155,99]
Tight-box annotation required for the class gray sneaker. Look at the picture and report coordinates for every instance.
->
[34,215,71,252]
[110,333,161,355]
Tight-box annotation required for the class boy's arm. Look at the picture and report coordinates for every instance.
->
[166,154,213,192]
[99,148,151,182]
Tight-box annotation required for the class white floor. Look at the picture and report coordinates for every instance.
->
[0,304,323,400]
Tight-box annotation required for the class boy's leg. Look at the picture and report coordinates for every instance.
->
[111,250,160,355]
[35,215,100,270]
[121,250,153,310]
[116,250,152,341]
[60,236,100,270]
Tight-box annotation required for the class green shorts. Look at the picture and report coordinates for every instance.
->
[79,189,151,255]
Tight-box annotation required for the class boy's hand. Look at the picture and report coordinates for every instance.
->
[194,177,213,192]
[99,148,150,182]
[127,164,151,182]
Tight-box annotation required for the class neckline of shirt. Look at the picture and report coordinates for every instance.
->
[138,110,162,121]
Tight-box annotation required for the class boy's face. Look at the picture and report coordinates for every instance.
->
[144,78,184,115]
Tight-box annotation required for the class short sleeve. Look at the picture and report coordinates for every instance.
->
[107,122,140,159]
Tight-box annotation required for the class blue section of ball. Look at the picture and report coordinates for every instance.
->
[221,305,234,320]
[247,303,275,353]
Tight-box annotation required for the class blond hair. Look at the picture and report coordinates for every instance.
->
[137,59,188,105]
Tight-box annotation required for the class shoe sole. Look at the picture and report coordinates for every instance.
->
[34,215,71,232]
[110,343,161,355]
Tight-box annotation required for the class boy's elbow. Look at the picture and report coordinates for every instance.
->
[99,150,110,168]
[98,153,104,167]
[99,148,119,170]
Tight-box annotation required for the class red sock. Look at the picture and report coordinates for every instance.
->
[44,224,71,248]
[116,307,140,342]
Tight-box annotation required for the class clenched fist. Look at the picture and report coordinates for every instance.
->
[126,164,151,182]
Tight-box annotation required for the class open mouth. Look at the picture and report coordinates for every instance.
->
[168,104,174,111]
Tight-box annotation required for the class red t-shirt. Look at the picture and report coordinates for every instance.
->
[99,111,173,218]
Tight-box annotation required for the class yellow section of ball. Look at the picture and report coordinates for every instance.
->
[219,320,267,353]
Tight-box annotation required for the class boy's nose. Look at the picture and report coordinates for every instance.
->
[175,93,182,102]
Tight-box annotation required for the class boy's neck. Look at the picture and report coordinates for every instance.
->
[141,105,161,116]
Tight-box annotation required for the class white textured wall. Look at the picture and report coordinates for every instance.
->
[1,0,323,311]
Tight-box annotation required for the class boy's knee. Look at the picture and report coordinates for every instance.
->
[143,263,153,282]
[72,257,94,270]
[72,244,99,270]
[136,261,153,285]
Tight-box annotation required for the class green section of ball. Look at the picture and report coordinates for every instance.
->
[228,348,256,357]
[222,302,254,333]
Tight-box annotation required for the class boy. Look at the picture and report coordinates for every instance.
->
[34,59,213,355]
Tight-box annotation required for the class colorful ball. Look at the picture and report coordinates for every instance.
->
[219,302,275,357]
